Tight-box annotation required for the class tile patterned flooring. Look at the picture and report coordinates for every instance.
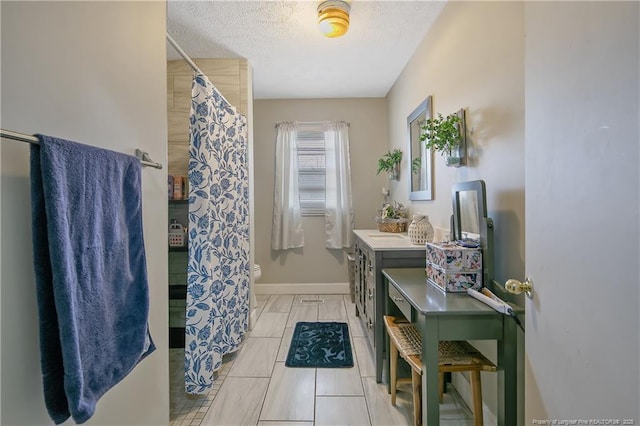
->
[170,294,476,426]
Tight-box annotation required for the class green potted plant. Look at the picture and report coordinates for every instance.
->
[376,148,403,180]
[420,109,466,167]
[375,201,408,232]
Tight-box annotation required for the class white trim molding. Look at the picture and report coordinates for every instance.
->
[254,282,349,295]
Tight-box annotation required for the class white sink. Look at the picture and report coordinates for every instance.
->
[367,234,404,239]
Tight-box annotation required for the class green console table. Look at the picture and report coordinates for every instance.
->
[383,267,523,426]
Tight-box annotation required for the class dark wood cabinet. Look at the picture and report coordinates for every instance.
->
[352,230,426,382]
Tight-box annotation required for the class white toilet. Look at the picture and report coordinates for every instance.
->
[253,264,262,282]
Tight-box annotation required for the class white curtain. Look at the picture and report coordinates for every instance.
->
[272,122,304,250]
[324,121,354,248]
[185,73,249,394]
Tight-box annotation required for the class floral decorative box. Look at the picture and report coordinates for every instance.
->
[426,265,482,293]
[425,241,482,292]
[426,242,482,272]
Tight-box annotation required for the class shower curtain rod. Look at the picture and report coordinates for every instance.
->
[166,33,232,108]
[166,33,203,76]
[275,121,351,128]
[0,128,163,169]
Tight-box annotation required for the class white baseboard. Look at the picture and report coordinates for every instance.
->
[452,373,497,426]
[254,282,349,295]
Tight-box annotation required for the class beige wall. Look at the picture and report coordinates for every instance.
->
[388,1,525,284]
[1,2,169,424]
[386,1,525,420]
[253,98,388,287]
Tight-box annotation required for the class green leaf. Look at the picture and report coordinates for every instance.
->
[376,148,403,174]
[420,112,462,155]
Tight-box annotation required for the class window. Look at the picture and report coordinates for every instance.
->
[297,123,325,216]
[273,120,352,249]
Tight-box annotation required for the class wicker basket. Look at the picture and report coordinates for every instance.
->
[377,221,406,233]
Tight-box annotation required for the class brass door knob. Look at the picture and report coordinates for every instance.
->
[505,277,533,298]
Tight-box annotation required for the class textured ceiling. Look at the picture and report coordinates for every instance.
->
[167,1,445,99]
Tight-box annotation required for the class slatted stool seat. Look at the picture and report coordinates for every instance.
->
[383,315,496,426]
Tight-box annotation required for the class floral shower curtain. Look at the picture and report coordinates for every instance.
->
[185,73,250,394]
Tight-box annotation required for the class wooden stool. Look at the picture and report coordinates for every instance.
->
[383,315,496,426]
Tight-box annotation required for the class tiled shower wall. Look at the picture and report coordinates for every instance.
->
[168,251,188,287]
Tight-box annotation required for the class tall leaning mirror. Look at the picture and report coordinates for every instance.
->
[408,96,433,200]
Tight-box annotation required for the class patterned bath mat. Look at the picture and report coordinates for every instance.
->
[285,322,353,368]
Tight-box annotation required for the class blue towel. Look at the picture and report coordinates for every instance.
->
[30,135,155,424]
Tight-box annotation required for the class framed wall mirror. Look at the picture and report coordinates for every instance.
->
[408,96,433,200]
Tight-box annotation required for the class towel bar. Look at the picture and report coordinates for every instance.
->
[1,128,163,169]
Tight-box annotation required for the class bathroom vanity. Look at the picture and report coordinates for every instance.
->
[352,229,427,382]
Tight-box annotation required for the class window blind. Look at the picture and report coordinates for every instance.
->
[297,125,325,216]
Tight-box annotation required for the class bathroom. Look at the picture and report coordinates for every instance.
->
[1,1,638,425]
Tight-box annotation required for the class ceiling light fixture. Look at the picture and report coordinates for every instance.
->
[317,0,350,38]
